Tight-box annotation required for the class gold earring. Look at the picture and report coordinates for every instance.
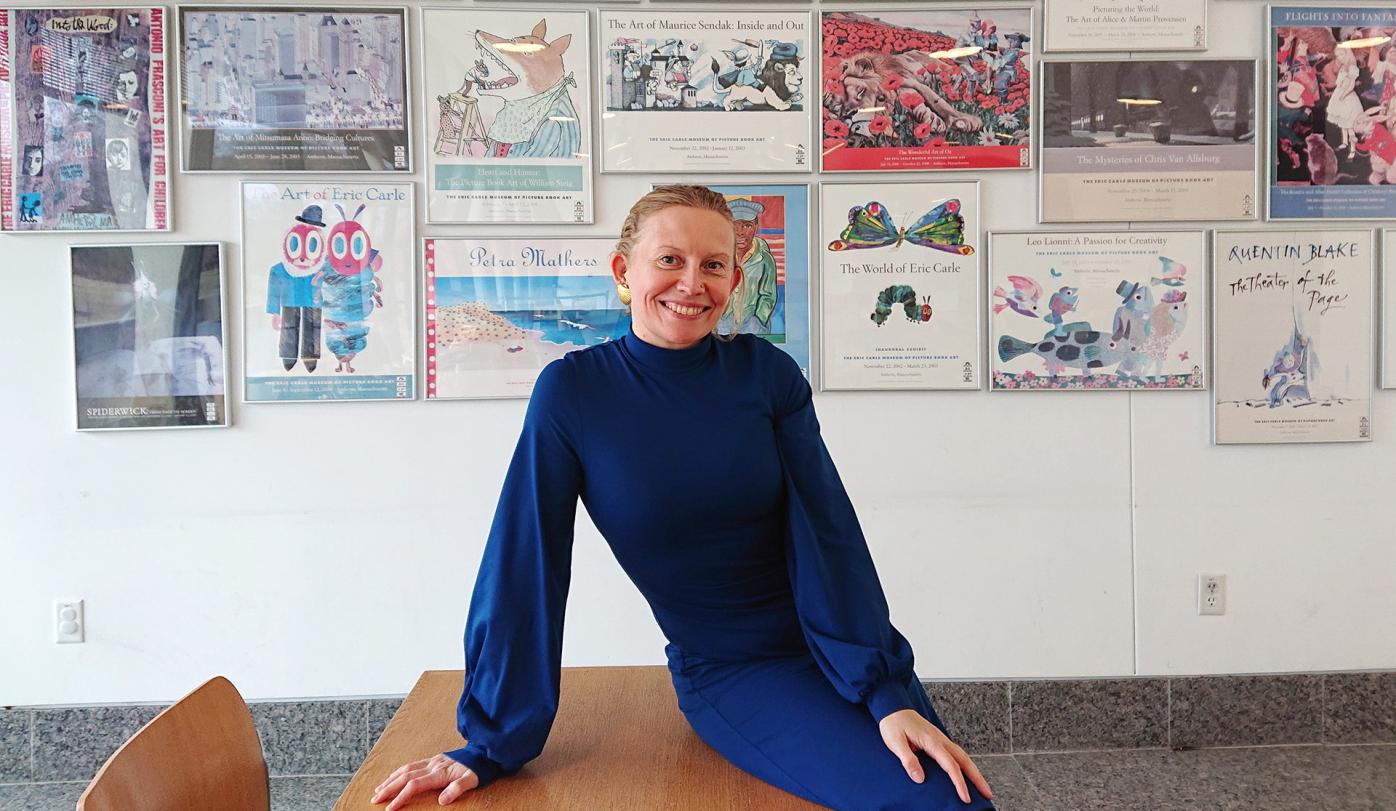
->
[616,281,632,306]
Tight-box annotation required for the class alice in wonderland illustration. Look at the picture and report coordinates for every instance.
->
[1271,8,1396,217]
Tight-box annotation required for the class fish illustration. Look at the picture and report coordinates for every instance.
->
[1150,256,1187,287]
[1045,286,1079,337]
[997,322,1136,376]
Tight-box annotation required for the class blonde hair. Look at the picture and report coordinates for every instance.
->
[615,185,746,338]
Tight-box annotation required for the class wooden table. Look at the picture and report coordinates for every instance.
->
[334,666,820,810]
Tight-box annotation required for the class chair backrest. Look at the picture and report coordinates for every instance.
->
[77,676,269,811]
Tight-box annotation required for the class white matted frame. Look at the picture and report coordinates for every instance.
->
[424,235,621,400]
[2,6,172,233]
[1036,56,1261,224]
[239,180,417,403]
[986,229,1208,392]
[419,6,594,224]
[175,4,413,174]
[68,241,230,430]
[598,9,814,174]
[819,179,982,391]
[1211,227,1374,445]
[1043,0,1207,53]
[818,5,1035,174]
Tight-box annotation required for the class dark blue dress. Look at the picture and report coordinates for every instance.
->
[445,329,996,811]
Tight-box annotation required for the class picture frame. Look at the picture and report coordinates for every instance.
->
[1383,230,1395,388]
[70,242,228,430]
[599,10,813,173]
[819,7,1033,173]
[1267,5,1396,221]
[176,6,412,173]
[424,236,621,400]
[987,229,1208,391]
[1,7,171,232]
[819,179,981,391]
[240,181,416,402]
[1042,0,1207,53]
[1212,228,1374,444]
[1038,57,1260,224]
[671,182,812,375]
[419,6,593,224]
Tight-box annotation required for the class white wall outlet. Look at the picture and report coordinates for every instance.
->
[1198,574,1226,616]
[55,600,84,643]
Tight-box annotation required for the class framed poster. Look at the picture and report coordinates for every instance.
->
[1043,0,1207,53]
[177,6,411,173]
[70,243,226,430]
[988,230,1207,391]
[690,184,811,374]
[599,10,811,173]
[1268,6,1396,220]
[241,182,415,402]
[1,7,170,232]
[1383,230,1395,388]
[819,180,980,391]
[820,8,1032,172]
[420,8,591,224]
[425,237,620,400]
[1039,58,1259,223]
[1213,229,1373,444]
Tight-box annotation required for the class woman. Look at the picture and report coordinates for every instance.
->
[372,186,996,811]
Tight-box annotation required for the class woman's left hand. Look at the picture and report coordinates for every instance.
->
[878,708,993,804]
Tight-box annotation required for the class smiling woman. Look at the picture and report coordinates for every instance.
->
[371,186,996,811]
[610,185,744,349]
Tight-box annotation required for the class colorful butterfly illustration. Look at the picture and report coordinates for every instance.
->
[828,199,975,255]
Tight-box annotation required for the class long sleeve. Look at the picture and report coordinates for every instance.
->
[444,359,583,787]
[771,352,917,723]
[266,264,286,315]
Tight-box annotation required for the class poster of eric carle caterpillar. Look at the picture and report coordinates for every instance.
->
[1213,229,1373,445]
[988,231,1208,391]
[241,182,415,402]
[420,8,592,224]
[599,10,811,172]
[820,181,981,391]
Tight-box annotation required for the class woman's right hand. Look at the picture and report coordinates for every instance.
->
[370,753,479,810]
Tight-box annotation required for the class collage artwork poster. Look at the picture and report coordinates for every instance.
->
[241,182,415,402]
[820,7,1033,172]
[1,7,170,232]
[71,243,226,430]
[820,181,980,390]
[989,230,1207,391]
[420,8,592,224]
[1270,6,1396,220]
[600,10,811,173]
[1213,229,1373,444]
[178,6,410,172]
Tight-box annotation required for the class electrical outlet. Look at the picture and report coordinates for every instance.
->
[1198,574,1226,616]
[55,600,84,643]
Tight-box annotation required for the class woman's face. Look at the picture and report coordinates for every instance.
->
[613,205,741,350]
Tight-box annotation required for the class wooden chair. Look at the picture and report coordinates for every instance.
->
[78,676,269,811]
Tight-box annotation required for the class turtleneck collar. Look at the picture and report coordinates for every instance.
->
[620,326,715,372]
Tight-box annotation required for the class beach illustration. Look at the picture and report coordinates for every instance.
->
[426,238,624,399]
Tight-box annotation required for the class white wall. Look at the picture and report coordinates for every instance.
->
[3,0,1393,707]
